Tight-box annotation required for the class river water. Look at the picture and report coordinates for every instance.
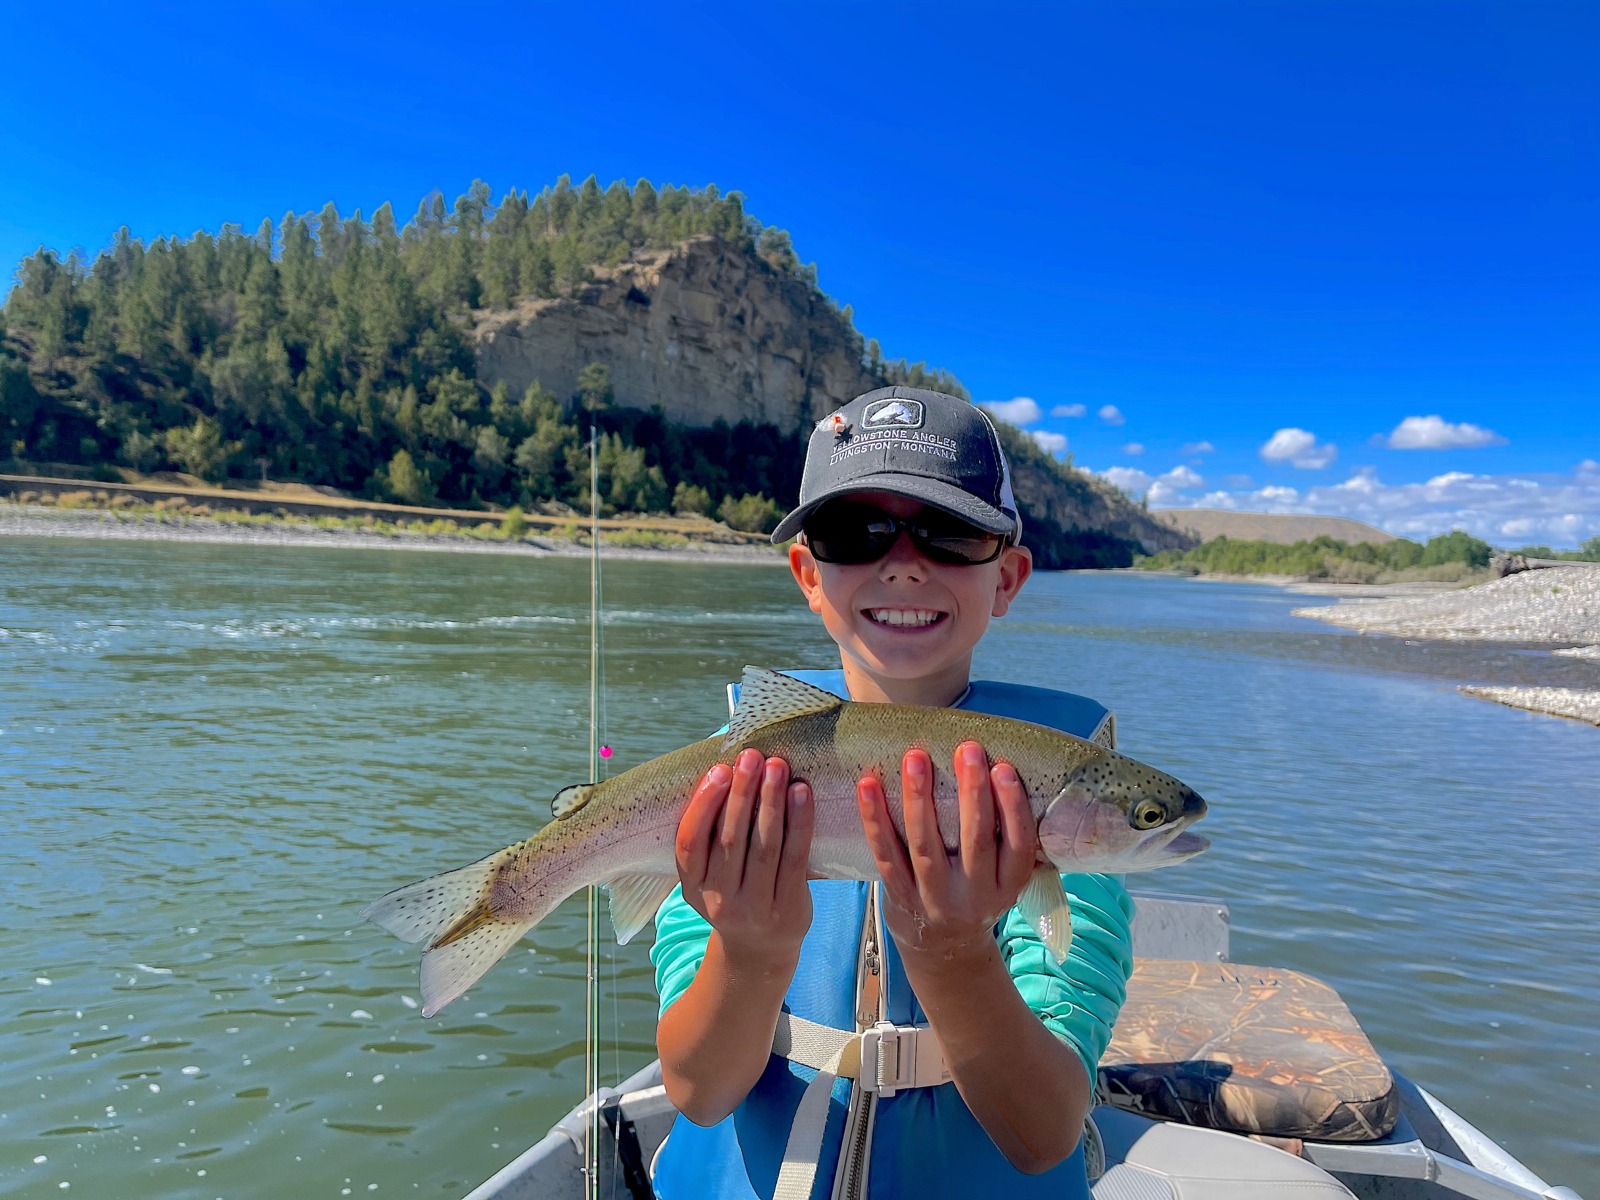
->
[2,535,1595,1198]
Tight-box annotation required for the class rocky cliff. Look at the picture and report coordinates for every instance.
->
[472,236,1194,567]
[474,236,875,430]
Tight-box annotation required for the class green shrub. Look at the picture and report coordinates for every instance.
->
[718,492,782,534]
[500,506,528,539]
[672,482,712,517]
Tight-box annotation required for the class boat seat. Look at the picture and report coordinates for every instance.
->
[1098,959,1399,1143]
[1091,1106,1356,1199]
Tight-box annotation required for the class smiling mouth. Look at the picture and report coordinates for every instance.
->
[864,607,947,629]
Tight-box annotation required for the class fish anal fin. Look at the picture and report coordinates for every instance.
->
[607,872,680,944]
[552,783,597,819]
[725,667,842,749]
[1018,867,1074,963]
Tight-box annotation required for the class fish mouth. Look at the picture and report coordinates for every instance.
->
[1130,823,1210,866]
[862,607,948,630]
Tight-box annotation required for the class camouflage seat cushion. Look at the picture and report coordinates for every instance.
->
[1098,959,1399,1143]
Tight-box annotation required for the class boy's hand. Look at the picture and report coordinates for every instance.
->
[857,741,1036,965]
[675,749,814,964]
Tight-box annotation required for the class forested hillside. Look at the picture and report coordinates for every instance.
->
[0,175,1182,564]
[0,178,954,523]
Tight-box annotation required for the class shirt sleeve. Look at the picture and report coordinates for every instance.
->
[998,872,1135,1083]
[651,883,712,1016]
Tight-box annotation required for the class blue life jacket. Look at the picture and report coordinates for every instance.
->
[652,670,1112,1200]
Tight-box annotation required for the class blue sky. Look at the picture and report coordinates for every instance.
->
[3,2,1595,544]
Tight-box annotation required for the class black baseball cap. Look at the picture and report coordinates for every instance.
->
[771,386,1024,544]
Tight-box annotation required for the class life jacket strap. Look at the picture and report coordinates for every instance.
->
[771,1014,953,1200]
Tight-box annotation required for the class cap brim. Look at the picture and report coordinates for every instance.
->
[771,472,1018,543]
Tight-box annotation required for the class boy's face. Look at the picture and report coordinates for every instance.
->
[788,490,1033,701]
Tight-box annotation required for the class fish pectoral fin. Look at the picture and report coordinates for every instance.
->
[1018,867,1074,964]
[606,872,680,944]
[551,783,597,819]
[724,667,842,750]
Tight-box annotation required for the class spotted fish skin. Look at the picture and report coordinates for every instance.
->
[363,668,1208,1015]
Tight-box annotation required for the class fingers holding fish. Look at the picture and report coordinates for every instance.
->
[675,761,734,893]
[743,756,791,896]
[775,778,814,912]
[712,749,765,886]
[989,759,1036,901]
[901,748,953,893]
[955,741,998,883]
[855,768,922,921]
[678,750,813,954]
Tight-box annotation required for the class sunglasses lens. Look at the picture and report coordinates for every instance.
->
[805,503,1005,565]
[805,508,898,564]
[919,529,1006,564]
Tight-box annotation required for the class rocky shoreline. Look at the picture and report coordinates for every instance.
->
[0,505,789,565]
[1292,566,1600,726]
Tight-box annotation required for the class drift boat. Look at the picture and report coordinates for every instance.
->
[460,892,1585,1200]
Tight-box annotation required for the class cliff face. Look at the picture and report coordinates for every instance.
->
[474,236,876,429]
[473,236,1195,568]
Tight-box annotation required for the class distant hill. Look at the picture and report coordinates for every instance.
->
[1153,508,1395,545]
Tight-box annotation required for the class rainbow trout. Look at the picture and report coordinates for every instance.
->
[365,668,1208,1015]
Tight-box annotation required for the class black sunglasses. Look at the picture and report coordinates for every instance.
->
[802,500,1008,566]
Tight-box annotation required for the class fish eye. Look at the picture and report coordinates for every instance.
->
[1130,800,1166,830]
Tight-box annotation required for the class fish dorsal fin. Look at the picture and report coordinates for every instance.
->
[1017,867,1075,964]
[551,783,597,819]
[725,667,843,749]
[607,872,680,944]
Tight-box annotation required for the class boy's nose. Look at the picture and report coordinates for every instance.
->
[876,529,928,581]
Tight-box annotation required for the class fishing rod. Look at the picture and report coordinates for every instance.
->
[584,422,602,1200]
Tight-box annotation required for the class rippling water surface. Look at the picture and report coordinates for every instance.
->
[2,536,1595,1197]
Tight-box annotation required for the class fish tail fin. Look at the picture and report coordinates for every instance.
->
[362,850,504,946]
[363,842,555,1015]
[417,917,534,1016]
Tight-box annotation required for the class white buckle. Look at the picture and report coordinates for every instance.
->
[858,1022,947,1098]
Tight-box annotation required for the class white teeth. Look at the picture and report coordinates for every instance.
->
[868,608,941,627]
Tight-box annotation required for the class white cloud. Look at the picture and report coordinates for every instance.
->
[1122,464,1206,508]
[1156,462,1600,547]
[1384,415,1507,450]
[1261,427,1338,469]
[1030,430,1069,456]
[979,397,1042,426]
[1051,403,1087,418]
[1100,466,1153,494]
[1180,441,1216,456]
[1098,405,1126,425]
[1147,482,1184,506]
[1123,442,1146,456]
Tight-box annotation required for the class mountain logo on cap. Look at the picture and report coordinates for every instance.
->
[862,399,924,430]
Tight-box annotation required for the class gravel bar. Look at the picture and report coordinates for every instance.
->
[1292,565,1600,643]
[0,506,786,565]
[1460,686,1600,726]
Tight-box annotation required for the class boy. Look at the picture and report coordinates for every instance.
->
[650,387,1134,1199]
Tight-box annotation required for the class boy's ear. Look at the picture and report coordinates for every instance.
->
[790,541,826,614]
[991,543,1033,617]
